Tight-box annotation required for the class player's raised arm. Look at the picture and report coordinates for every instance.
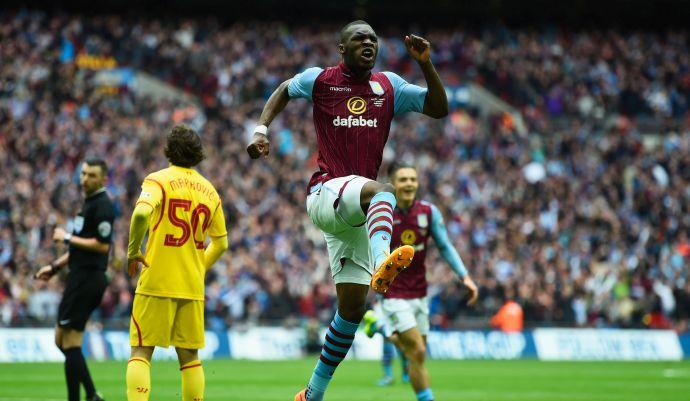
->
[246,80,290,159]
[247,66,323,159]
[429,204,479,305]
[405,34,448,119]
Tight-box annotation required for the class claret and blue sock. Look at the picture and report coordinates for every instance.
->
[305,311,360,401]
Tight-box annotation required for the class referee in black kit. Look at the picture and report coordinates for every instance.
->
[35,158,115,401]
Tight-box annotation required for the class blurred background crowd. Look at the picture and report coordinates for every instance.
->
[1,10,689,332]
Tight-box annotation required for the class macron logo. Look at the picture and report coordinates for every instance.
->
[333,115,378,128]
[330,86,352,92]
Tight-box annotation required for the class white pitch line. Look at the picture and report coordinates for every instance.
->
[663,368,690,378]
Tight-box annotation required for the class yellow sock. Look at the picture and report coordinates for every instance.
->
[180,359,205,401]
[126,357,151,401]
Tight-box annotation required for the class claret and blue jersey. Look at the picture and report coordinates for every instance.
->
[287,63,428,192]
[387,199,469,299]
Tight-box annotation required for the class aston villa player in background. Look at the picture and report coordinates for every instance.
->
[246,20,448,401]
[363,163,479,401]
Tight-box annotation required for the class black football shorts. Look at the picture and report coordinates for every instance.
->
[57,269,107,331]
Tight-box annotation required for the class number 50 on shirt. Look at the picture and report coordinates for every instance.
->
[163,198,211,249]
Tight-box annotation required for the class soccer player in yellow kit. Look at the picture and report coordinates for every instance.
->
[125,125,228,401]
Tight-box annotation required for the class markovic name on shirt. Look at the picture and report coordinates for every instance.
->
[168,177,217,203]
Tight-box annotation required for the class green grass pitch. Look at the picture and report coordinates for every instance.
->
[1,359,689,401]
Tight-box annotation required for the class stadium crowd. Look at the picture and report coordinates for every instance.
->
[1,10,690,332]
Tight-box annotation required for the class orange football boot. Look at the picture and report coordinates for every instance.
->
[370,245,414,293]
[294,389,307,401]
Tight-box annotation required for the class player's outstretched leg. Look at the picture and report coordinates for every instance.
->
[361,183,396,267]
[360,182,414,293]
[126,347,153,401]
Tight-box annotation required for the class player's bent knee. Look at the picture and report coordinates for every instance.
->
[360,181,395,206]
[378,182,395,194]
[367,181,394,195]
[408,343,426,363]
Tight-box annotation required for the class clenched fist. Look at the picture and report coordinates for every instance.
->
[405,34,431,64]
[247,133,270,159]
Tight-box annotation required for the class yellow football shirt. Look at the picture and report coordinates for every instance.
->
[134,165,227,300]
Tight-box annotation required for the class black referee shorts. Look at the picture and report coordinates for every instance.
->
[57,268,107,331]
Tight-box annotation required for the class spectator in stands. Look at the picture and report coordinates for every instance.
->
[491,289,524,332]
[1,10,689,332]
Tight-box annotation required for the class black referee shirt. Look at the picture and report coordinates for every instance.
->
[68,188,115,271]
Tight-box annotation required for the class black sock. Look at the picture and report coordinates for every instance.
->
[64,348,82,401]
[64,347,96,399]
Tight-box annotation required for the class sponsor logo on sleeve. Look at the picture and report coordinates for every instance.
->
[98,221,112,237]
[73,216,85,233]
